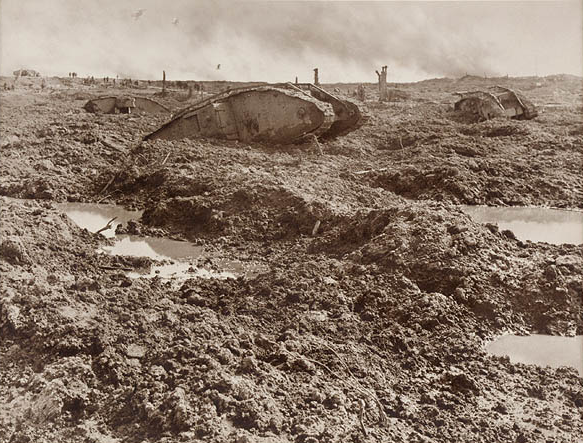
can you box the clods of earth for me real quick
[1,74,582,442]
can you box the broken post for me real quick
[375,66,388,101]
[357,84,366,101]
[314,68,319,86]
[162,70,166,95]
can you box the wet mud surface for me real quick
[1,75,582,442]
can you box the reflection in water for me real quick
[101,235,203,260]
[61,202,265,280]
[462,206,583,245]
[59,203,142,238]
[101,236,260,281]
[486,334,583,376]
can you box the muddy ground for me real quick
[1,74,582,442]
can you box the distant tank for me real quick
[454,86,537,120]
[84,96,170,115]
[144,83,366,144]
[13,69,41,77]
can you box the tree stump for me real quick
[376,66,388,101]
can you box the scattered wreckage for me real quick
[454,86,537,120]
[84,96,170,115]
[144,83,366,144]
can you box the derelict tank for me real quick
[144,83,366,144]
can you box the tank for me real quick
[454,86,537,121]
[84,96,170,115]
[144,83,366,144]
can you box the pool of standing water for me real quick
[59,203,262,280]
[57,202,143,238]
[486,334,583,376]
[462,206,583,245]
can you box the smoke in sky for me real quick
[1,0,581,82]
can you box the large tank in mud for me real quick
[144,83,365,144]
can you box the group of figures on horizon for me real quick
[63,73,208,93]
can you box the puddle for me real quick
[101,235,203,260]
[61,203,264,281]
[58,202,142,238]
[486,334,583,376]
[462,206,583,245]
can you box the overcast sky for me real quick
[1,0,581,83]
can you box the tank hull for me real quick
[145,84,365,144]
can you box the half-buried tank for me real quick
[454,86,537,121]
[84,96,170,115]
[144,83,366,144]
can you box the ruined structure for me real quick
[84,96,170,115]
[454,86,537,120]
[145,83,365,144]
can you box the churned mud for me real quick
[1,75,582,442]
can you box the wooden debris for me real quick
[312,220,321,236]
[100,137,126,152]
[99,265,133,271]
[358,398,368,436]
[353,167,388,175]
[98,173,118,196]
[95,217,117,235]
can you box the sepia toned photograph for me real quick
[0,0,582,442]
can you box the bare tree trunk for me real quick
[375,66,388,101]
[314,68,319,86]
[162,70,166,95]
